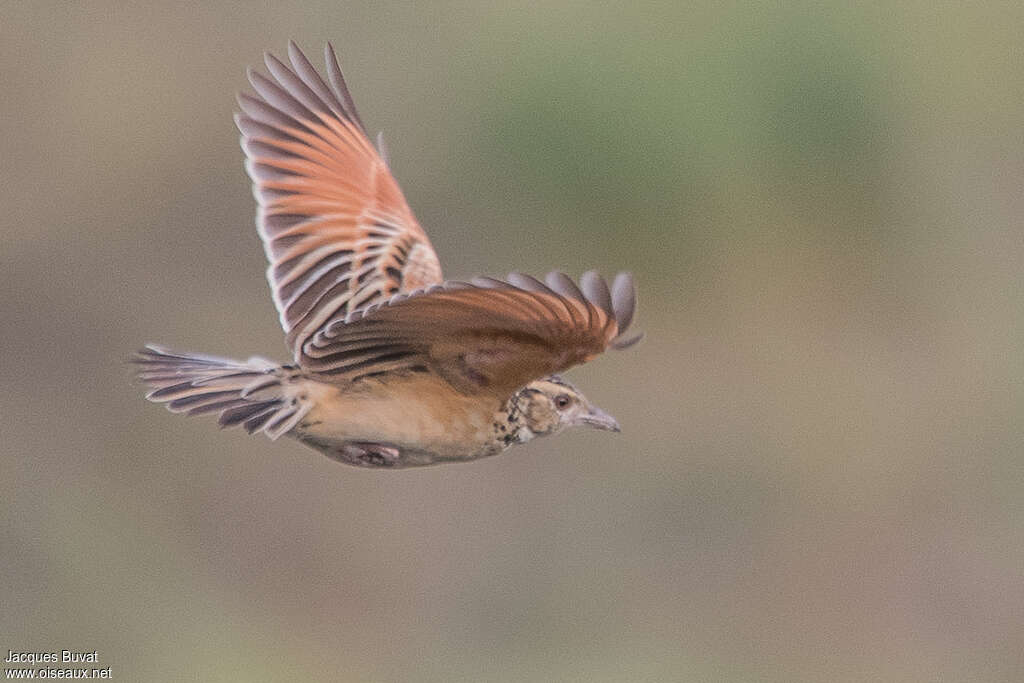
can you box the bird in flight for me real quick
[135,42,641,468]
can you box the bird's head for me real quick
[510,376,620,442]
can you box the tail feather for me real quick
[133,345,311,440]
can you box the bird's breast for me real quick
[296,372,504,460]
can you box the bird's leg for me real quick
[338,442,401,467]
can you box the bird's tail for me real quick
[133,345,312,440]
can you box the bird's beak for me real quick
[577,404,621,432]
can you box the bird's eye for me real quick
[555,394,571,409]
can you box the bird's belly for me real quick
[295,375,501,461]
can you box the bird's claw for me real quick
[338,442,401,467]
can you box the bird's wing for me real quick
[237,42,443,364]
[299,271,641,398]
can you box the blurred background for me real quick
[2,2,1022,681]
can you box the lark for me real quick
[135,42,641,468]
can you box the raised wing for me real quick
[236,42,443,364]
[299,271,641,398]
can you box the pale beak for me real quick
[577,404,621,432]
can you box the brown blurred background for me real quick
[2,2,1022,681]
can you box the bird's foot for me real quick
[338,442,401,467]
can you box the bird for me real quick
[134,42,641,468]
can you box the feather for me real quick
[580,270,613,317]
[302,271,640,397]
[136,346,309,442]
[324,42,366,132]
[611,272,636,331]
[239,43,443,369]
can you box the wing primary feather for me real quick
[236,116,295,152]
[506,271,580,334]
[470,276,508,289]
[580,270,614,317]
[287,41,348,119]
[242,136,292,161]
[262,213,310,238]
[264,52,331,121]
[611,331,644,349]
[581,271,619,339]
[244,157,293,183]
[247,68,314,126]
[507,272,556,295]
[544,271,590,329]
[611,272,636,331]
[236,92,303,132]
[545,271,585,301]
[324,43,367,133]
